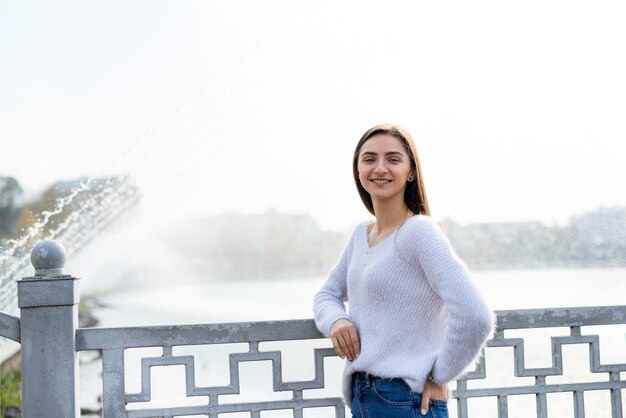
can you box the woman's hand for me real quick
[420,378,448,415]
[329,318,360,361]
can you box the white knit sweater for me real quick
[313,215,495,407]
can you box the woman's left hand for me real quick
[420,379,448,415]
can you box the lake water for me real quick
[80,268,626,418]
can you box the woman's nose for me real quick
[374,161,388,174]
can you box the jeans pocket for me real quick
[429,400,449,418]
[371,379,414,406]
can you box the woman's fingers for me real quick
[331,334,345,359]
[420,380,448,415]
[420,389,430,415]
[420,380,432,415]
[330,321,349,359]
[335,327,356,360]
[329,319,360,360]
[348,325,360,357]
[339,332,355,359]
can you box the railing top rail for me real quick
[76,318,323,350]
[75,305,626,351]
[495,304,626,330]
[0,311,20,343]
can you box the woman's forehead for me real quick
[360,134,406,154]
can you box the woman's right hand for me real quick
[330,318,360,361]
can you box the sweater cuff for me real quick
[319,313,351,338]
[429,351,458,385]
[430,363,447,386]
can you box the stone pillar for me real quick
[18,239,80,418]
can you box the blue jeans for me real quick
[351,373,449,418]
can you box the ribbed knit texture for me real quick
[313,215,495,408]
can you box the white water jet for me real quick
[0,176,141,314]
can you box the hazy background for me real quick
[2,3,626,415]
[2,0,626,231]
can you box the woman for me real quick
[313,124,494,418]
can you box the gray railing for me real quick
[456,306,625,418]
[0,240,624,418]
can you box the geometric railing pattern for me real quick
[454,306,626,418]
[71,305,626,418]
[76,320,346,418]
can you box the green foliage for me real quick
[1,365,22,414]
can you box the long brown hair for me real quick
[352,124,431,217]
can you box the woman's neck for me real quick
[372,198,413,233]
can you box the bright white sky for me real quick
[1,1,625,230]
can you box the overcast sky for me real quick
[1,1,625,230]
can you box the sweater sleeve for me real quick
[312,223,360,337]
[400,215,496,385]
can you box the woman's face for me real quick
[357,134,413,204]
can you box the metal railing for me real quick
[455,306,625,418]
[77,320,343,418]
[0,240,624,418]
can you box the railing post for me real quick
[17,239,80,418]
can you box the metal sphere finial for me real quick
[31,239,67,271]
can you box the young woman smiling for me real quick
[313,124,494,418]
